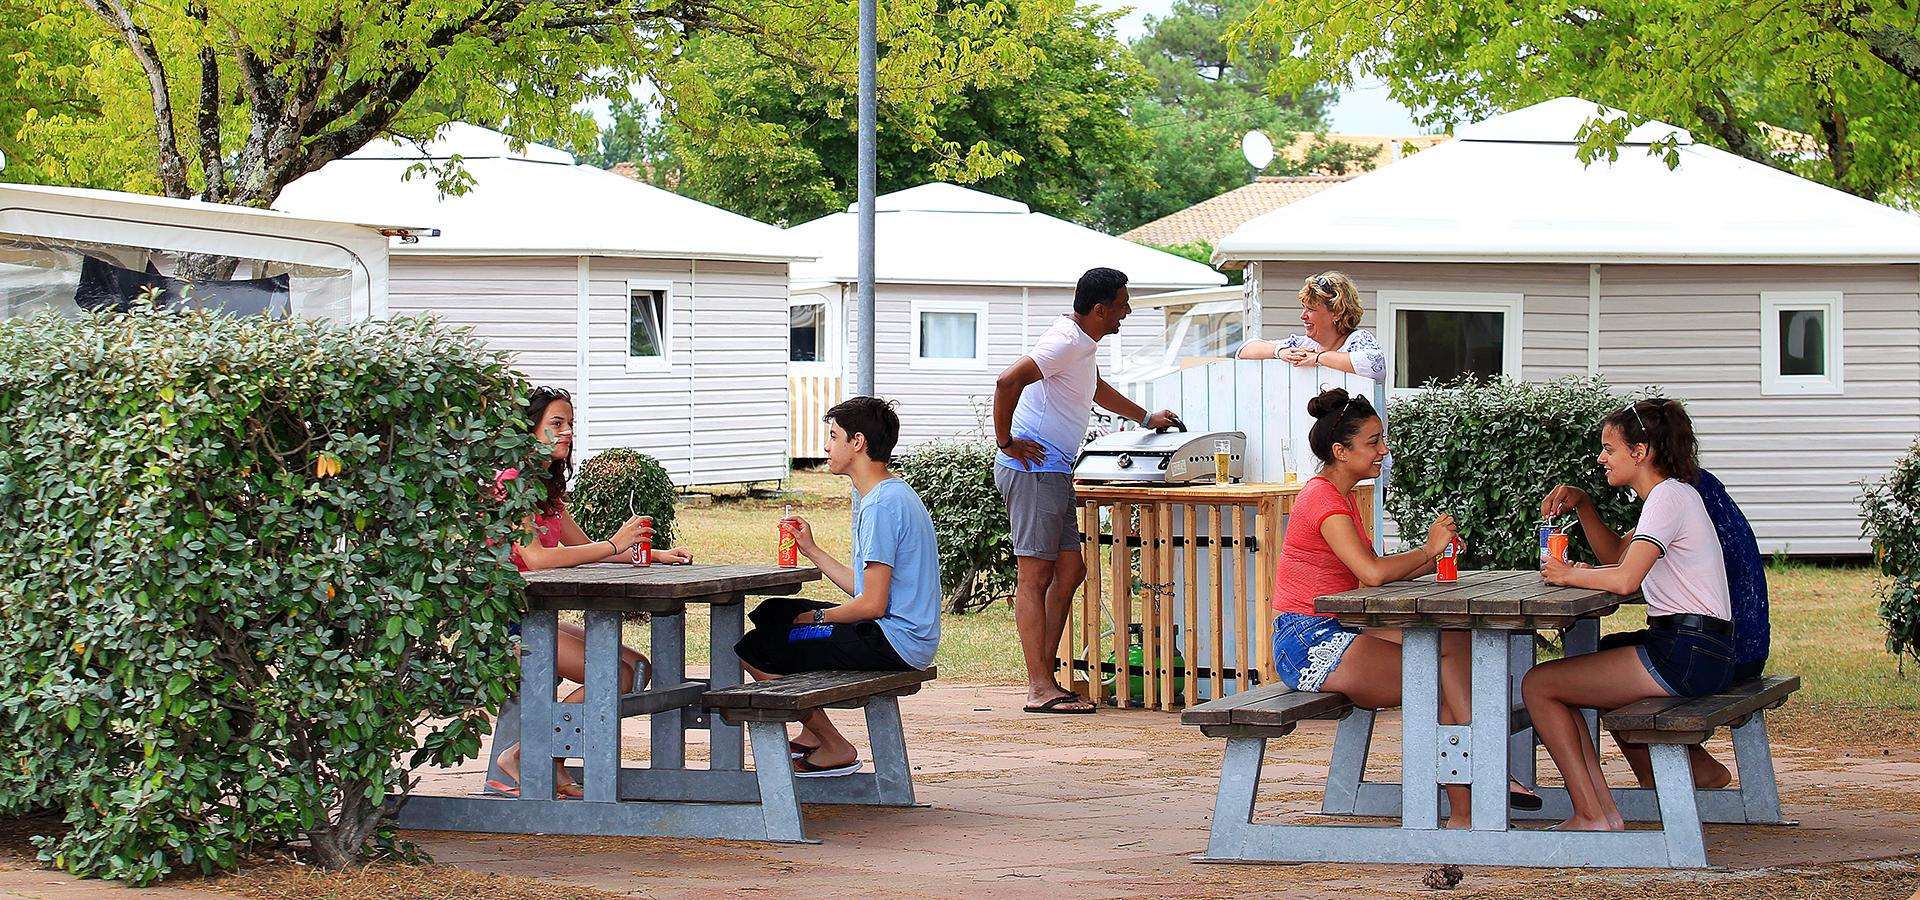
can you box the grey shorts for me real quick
[994,465,1081,560]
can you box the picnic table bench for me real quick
[1181,570,1802,869]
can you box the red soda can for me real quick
[778,505,799,567]
[1436,538,1460,582]
[632,515,652,566]
[1548,532,1569,565]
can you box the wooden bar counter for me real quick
[1058,480,1374,710]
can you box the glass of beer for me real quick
[1213,440,1232,484]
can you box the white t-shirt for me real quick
[994,315,1099,474]
[1631,478,1733,619]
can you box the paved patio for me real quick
[398,680,1920,898]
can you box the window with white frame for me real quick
[910,299,988,369]
[1760,291,1843,395]
[626,283,670,371]
[1377,291,1523,392]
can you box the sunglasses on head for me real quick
[1310,275,1335,297]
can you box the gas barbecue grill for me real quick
[1072,422,1247,484]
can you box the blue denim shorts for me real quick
[1272,613,1360,691]
[1602,616,1737,697]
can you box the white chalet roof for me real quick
[1215,97,1920,266]
[788,182,1227,289]
[277,122,806,263]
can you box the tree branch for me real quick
[193,4,227,202]
[79,0,190,197]
[1691,93,1770,165]
[1857,24,1920,85]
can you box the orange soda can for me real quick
[1548,532,1569,566]
[778,504,799,567]
[632,515,652,566]
[1436,537,1460,582]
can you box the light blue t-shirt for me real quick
[853,478,943,669]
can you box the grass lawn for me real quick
[655,470,1917,740]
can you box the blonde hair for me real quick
[1299,271,1363,334]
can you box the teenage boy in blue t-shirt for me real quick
[735,396,942,777]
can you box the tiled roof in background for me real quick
[1120,176,1353,247]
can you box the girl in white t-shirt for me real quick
[1523,399,1735,831]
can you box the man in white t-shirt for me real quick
[992,267,1179,714]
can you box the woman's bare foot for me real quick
[1692,752,1733,790]
[1549,816,1623,832]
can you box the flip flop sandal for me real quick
[483,777,584,799]
[1023,695,1096,714]
[792,753,862,778]
[789,740,820,759]
[1509,786,1544,811]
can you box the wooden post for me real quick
[1183,503,1199,707]
[1157,504,1176,710]
[1139,504,1158,710]
[1226,508,1247,693]
[1111,502,1131,708]
[1256,496,1282,685]
[1208,503,1225,699]
[1080,501,1101,704]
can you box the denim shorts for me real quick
[1272,613,1360,691]
[1602,616,1737,697]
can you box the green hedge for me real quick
[572,448,678,547]
[1860,438,1920,667]
[0,306,536,883]
[1383,375,1642,569]
[896,440,1014,612]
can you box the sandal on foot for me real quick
[792,753,862,778]
[1023,695,1095,714]
[789,740,820,759]
[1509,783,1543,811]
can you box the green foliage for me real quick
[1383,376,1643,569]
[0,306,535,882]
[1144,241,1239,285]
[625,0,1157,227]
[895,441,1014,613]
[1860,438,1920,666]
[1230,0,1920,204]
[572,449,679,549]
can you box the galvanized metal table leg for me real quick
[650,612,687,769]
[581,610,623,803]
[1508,631,1537,789]
[486,696,521,786]
[1470,628,1512,831]
[1400,626,1442,830]
[1320,708,1375,815]
[748,721,807,841]
[1206,737,1266,857]
[864,696,916,805]
[1732,712,1785,823]
[1650,742,1709,867]
[1564,618,1602,752]
[519,611,559,802]
[708,600,746,770]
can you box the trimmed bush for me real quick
[0,306,537,884]
[1383,375,1642,569]
[1860,438,1920,668]
[572,448,678,547]
[896,440,1014,612]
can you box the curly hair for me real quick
[1299,271,1364,334]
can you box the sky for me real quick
[1098,0,1425,135]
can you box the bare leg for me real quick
[498,622,645,797]
[744,662,857,768]
[1015,554,1090,710]
[1522,648,1668,830]
[1321,633,1472,827]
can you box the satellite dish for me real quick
[1241,130,1275,170]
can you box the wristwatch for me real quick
[811,609,827,626]
[997,437,1013,449]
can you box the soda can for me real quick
[1548,531,1569,566]
[778,504,799,567]
[633,515,653,566]
[1436,538,1460,582]
[1538,524,1556,568]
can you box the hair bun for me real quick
[1306,388,1352,419]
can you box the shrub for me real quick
[896,440,1014,613]
[1860,438,1920,669]
[0,306,537,884]
[1383,375,1643,569]
[571,448,678,547]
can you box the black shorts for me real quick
[734,597,912,675]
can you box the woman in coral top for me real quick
[1271,388,1537,823]
[491,385,692,798]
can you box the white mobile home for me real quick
[785,183,1227,456]
[1215,97,1920,555]
[1,181,399,320]
[278,124,810,487]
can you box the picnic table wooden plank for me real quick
[1315,571,1638,629]
[1180,681,1297,725]
[1415,571,1541,616]
[1604,675,1800,732]
[522,563,820,610]
[702,668,937,710]
[1231,691,1353,727]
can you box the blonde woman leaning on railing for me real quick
[1235,271,1387,384]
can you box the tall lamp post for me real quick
[854,0,877,396]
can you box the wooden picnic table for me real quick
[395,563,835,841]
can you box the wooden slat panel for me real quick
[1157,504,1176,710]
[1140,504,1159,710]
[703,667,938,710]
[1112,502,1132,708]
[523,563,818,603]
[1603,675,1801,733]
[1184,503,1200,707]
[1228,509,1249,694]
[1081,501,1102,704]
[1208,504,1226,699]
[1231,692,1354,727]
[1181,681,1298,725]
